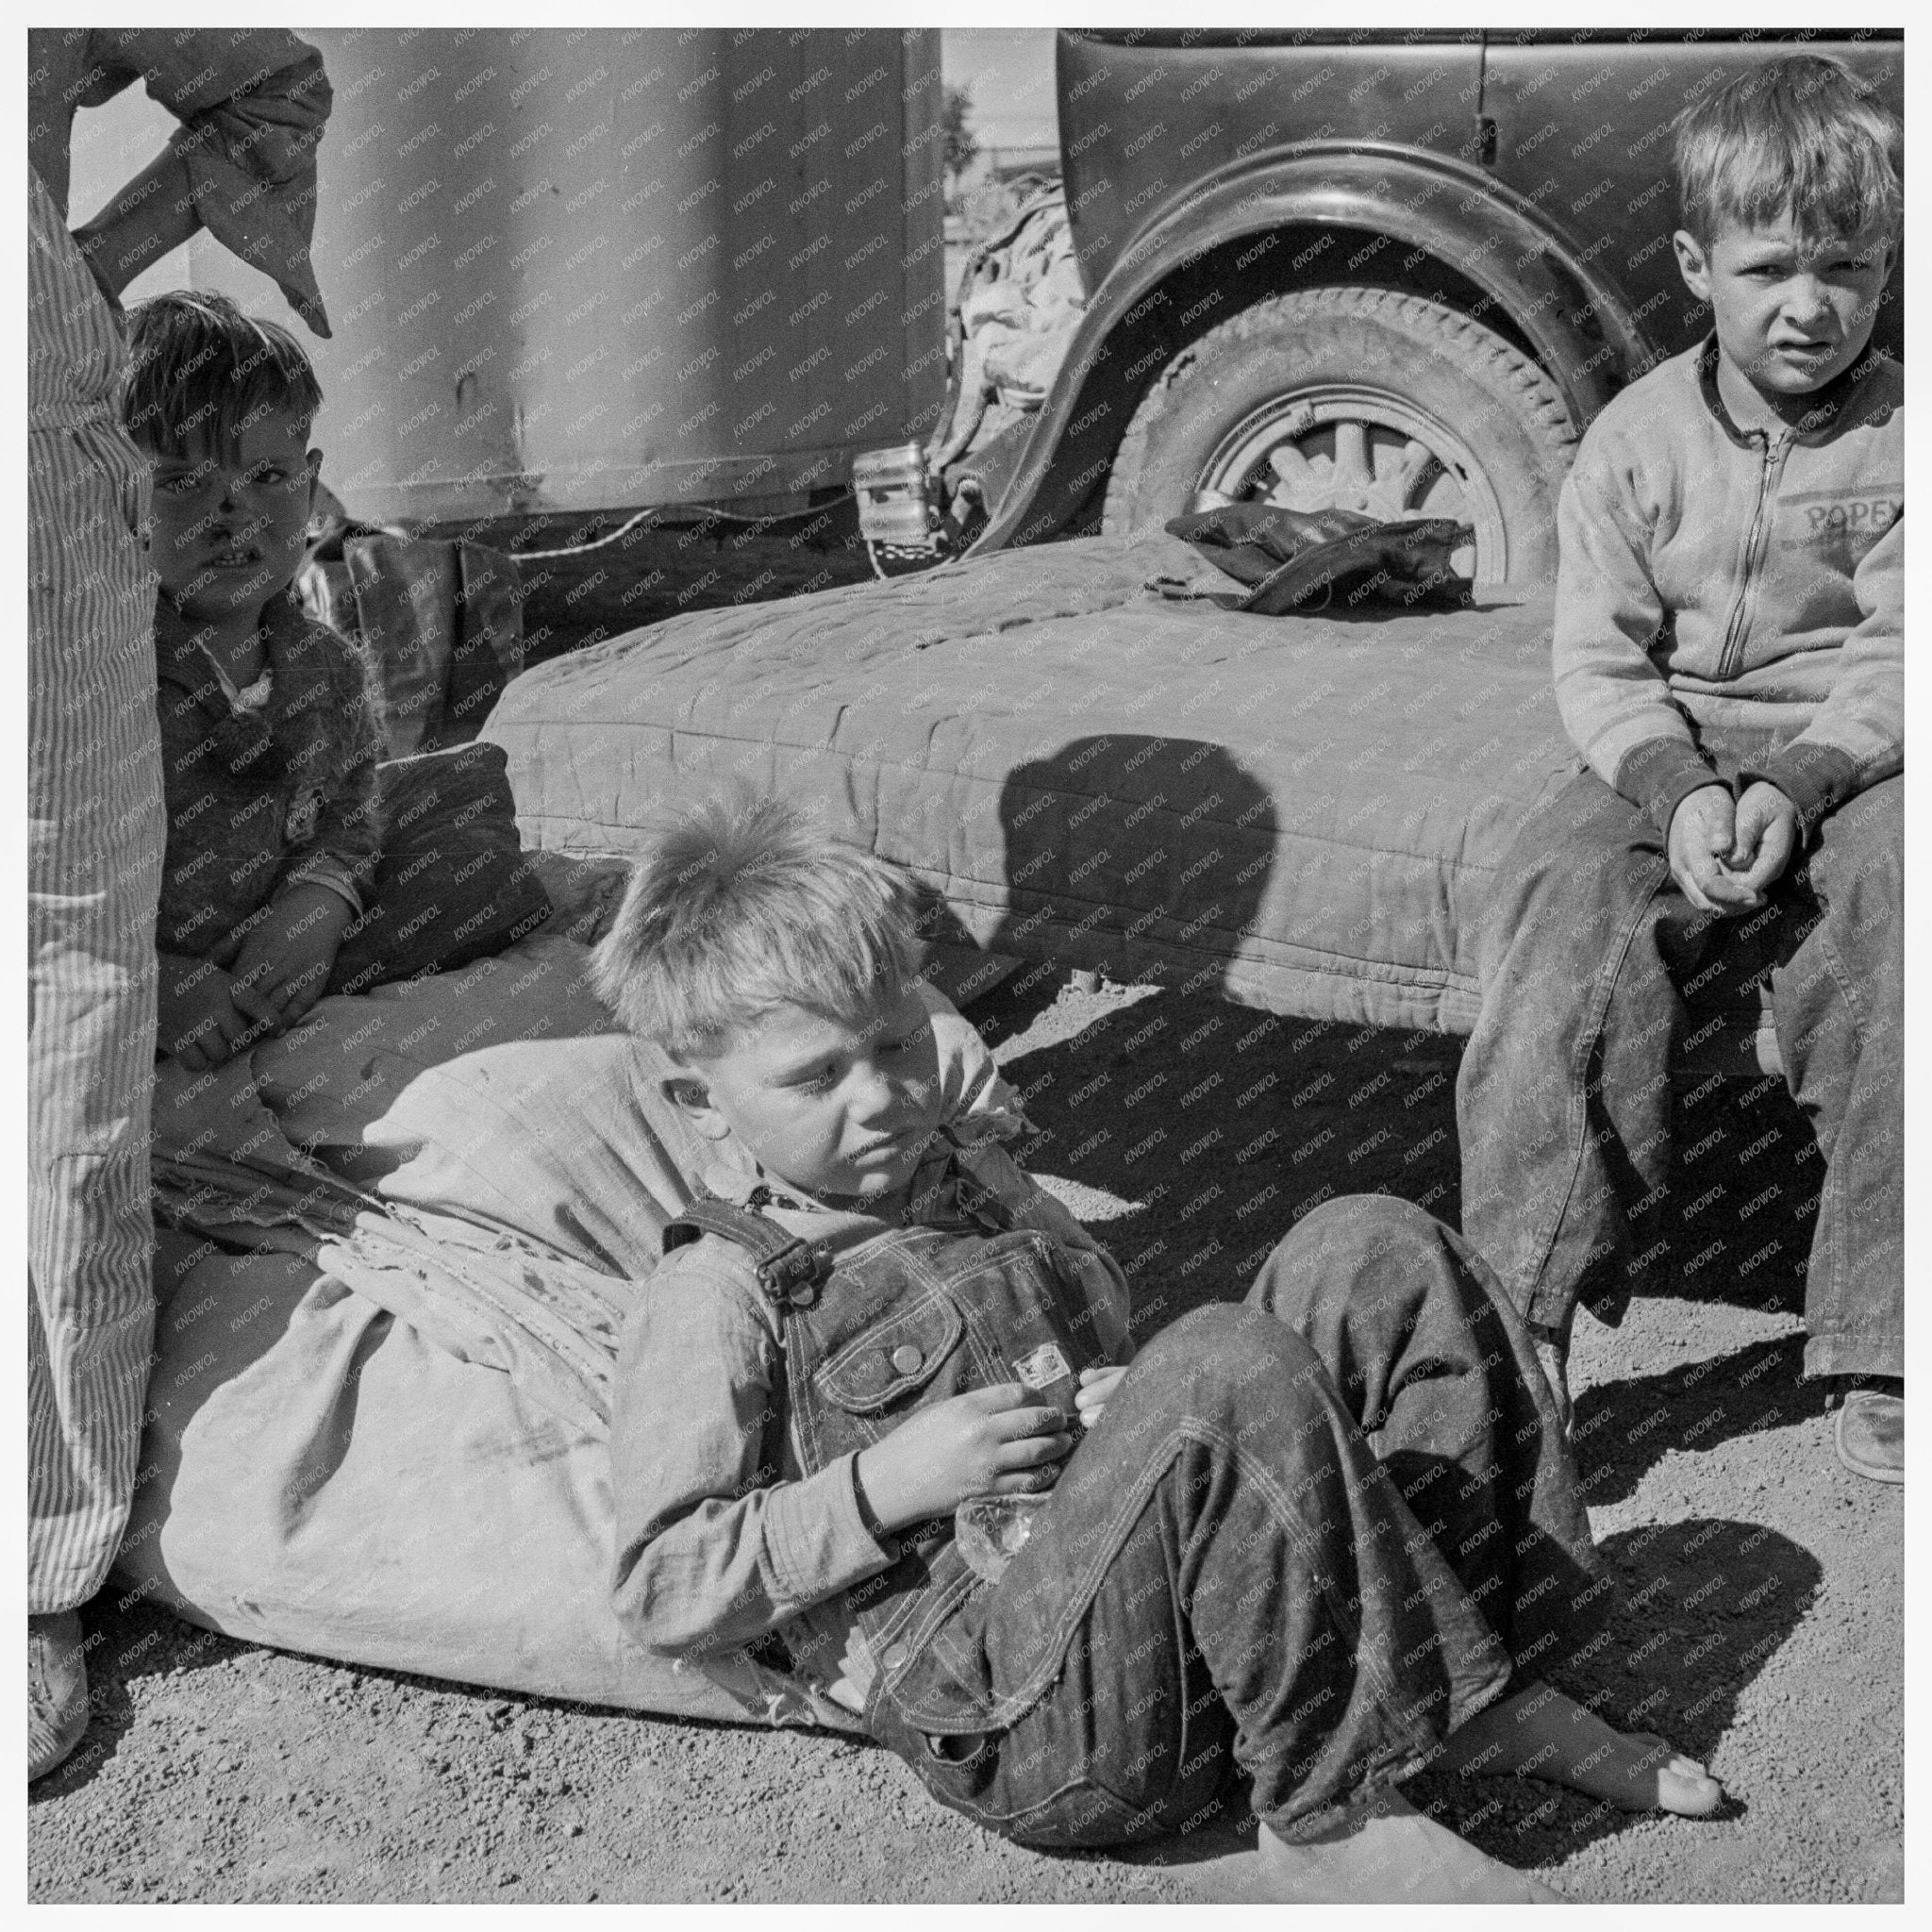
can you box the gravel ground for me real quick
[29,970,1902,1905]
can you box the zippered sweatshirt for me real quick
[1553,338,1903,837]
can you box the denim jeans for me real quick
[868,1195,1606,1848]
[1456,746,1903,1380]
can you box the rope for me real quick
[507,491,857,561]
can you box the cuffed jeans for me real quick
[869,1195,1606,1848]
[1457,750,1902,1380]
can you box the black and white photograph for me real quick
[20,6,1908,1908]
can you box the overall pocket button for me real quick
[890,1344,924,1375]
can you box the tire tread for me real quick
[1100,285,1579,545]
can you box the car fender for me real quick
[969,142,1650,556]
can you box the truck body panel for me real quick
[68,27,947,524]
[974,27,1903,554]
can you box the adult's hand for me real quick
[71,147,197,304]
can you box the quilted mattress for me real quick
[485,533,1579,1036]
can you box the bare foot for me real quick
[1437,1681,1724,1817]
[1255,1788,1561,1903]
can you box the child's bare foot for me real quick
[1255,1788,1561,1903]
[1437,1681,1723,1816]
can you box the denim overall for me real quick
[661,1190,1601,1849]
[662,1170,1116,1734]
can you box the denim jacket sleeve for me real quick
[608,1247,898,1659]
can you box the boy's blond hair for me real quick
[591,790,924,1058]
[1672,54,1902,252]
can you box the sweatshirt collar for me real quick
[1695,333,1890,447]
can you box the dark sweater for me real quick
[153,589,383,964]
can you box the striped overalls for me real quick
[26,164,165,1613]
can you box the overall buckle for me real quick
[756,1237,832,1309]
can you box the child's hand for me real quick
[855,1384,1074,1535]
[1725,781,1800,902]
[229,883,355,1028]
[157,955,266,1072]
[1074,1364,1129,1430]
[1667,786,1758,915]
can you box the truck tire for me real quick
[1101,286,1579,586]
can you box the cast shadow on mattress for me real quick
[988,736,1278,1002]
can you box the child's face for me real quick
[669,981,945,1208]
[1674,212,1893,402]
[149,405,320,624]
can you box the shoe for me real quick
[1834,1379,1903,1484]
[28,1610,89,1781]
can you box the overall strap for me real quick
[663,1193,832,1310]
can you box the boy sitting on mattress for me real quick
[1454,57,1903,1481]
[600,790,1722,1902]
[124,292,384,1071]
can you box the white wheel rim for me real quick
[1192,384,1508,583]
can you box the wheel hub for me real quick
[1191,384,1506,580]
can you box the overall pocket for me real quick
[810,1287,966,1443]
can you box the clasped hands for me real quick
[158,882,355,1071]
[1666,780,1799,915]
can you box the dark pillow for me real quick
[326,741,552,996]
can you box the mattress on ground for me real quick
[486,533,1577,1035]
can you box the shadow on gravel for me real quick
[1568,1334,1830,1510]
[1399,1514,1820,1876]
[35,1583,785,1807]
[953,954,1075,1059]
[32,1595,248,1800]
[1039,1509,1821,1894]
[975,985,1466,1333]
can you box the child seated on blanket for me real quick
[1453,57,1904,1482]
[124,291,383,1072]
[600,791,1723,1903]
